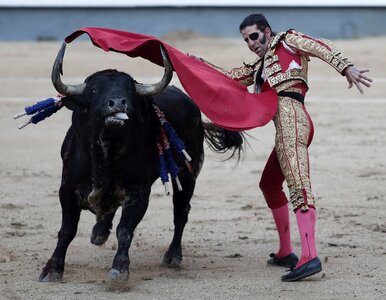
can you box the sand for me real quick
[0,34,385,299]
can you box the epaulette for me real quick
[287,28,301,34]
[269,31,288,49]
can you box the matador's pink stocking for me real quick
[295,207,317,267]
[271,203,293,257]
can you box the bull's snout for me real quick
[108,97,127,110]
[105,97,129,127]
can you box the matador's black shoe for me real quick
[281,257,322,282]
[267,252,299,268]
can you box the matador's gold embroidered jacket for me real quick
[203,29,353,93]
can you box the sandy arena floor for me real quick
[0,34,385,299]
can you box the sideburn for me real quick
[261,35,266,45]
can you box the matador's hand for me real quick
[343,66,373,94]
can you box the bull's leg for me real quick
[161,170,195,268]
[108,187,150,282]
[91,210,117,245]
[39,186,81,282]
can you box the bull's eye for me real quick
[121,99,127,105]
[108,100,114,107]
[92,90,96,94]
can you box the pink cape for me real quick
[65,27,277,131]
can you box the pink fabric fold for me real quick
[65,27,278,131]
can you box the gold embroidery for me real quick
[268,69,305,86]
[273,97,315,210]
[239,77,254,86]
[264,55,279,67]
[201,58,259,86]
[269,31,287,48]
[263,44,309,91]
[285,87,303,94]
[284,31,353,74]
[227,67,254,81]
[265,63,282,77]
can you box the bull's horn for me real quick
[51,42,86,96]
[135,45,173,97]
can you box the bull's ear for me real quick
[61,96,88,112]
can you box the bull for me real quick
[38,43,243,283]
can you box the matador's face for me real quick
[241,24,270,58]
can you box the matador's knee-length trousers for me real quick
[259,96,315,211]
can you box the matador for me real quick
[194,13,372,281]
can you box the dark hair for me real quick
[239,13,274,35]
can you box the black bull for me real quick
[38,44,244,282]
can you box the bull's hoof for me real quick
[38,259,63,282]
[107,269,130,292]
[91,231,110,246]
[161,255,182,268]
[108,268,129,282]
[38,270,63,282]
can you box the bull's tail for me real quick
[202,121,246,161]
